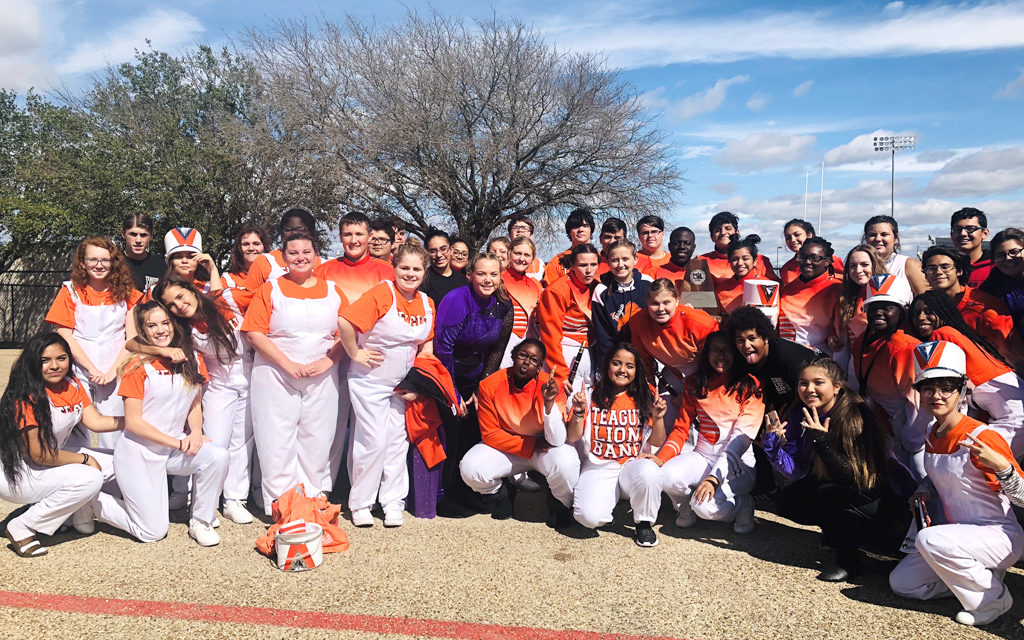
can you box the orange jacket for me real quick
[401,354,458,469]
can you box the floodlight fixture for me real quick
[873,134,916,215]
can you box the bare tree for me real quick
[247,12,681,249]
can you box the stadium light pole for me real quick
[872,135,915,216]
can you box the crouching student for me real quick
[764,356,911,582]
[0,333,123,557]
[568,344,667,547]
[890,341,1024,627]
[460,339,579,526]
[90,302,228,546]
[656,331,763,534]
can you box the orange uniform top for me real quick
[777,272,842,351]
[118,356,209,399]
[931,326,1011,386]
[956,286,1015,350]
[714,272,777,316]
[778,255,845,285]
[315,252,395,305]
[241,278,349,334]
[583,391,649,465]
[16,378,92,429]
[45,285,144,328]
[502,268,543,339]
[642,251,672,270]
[700,250,775,288]
[596,253,657,278]
[628,305,719,380]
[658,376,764,462]
[927,415,1023,491]
[542,249,572,288]
[341,281,435,339]
[244,249,323,292]
[537,272,594,383]
[851,330,919,427]
[476,369,565,459]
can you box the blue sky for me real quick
[4,0,1024,260]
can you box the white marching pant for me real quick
[347,389,409,513]
[890,523,1024,612]
[100,436,228,542]
[0,462,103,536]
[202,382,252,501]
[661,449,755,522]
[250,362,339,514]
[972,373,1024,458]
[328,361,352,494]
[460,443,581,507]
[66,367,123,451]
[573,457,662,528]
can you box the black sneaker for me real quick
[491,481,515,520]
[545,490,574,529]
[634,522,658,547]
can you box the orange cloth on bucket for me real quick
[255,484,349,556]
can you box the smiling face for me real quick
[571,251,599,285]
[470,258,501,298]
[950,216,989,254]
[82,245,113,284]
[846,250,874,286]
[606,348,637,390]
[797,365,839,413]
[711,223,737,252]
[159,284,200,319]
[40,342,71,387]
[568,224,592,246]
[705,334,733,375]
[169,251,198,279]
[729,247,755,278]
[607,246,637,283]
[797,243,828,280]
[511,342,544,383]
[637,224,664,254]
[668,229,696,267]
[646,289,679,325]
[394,254,426,296]
[910,299,941,340]
[864,222,897,260]
[866,300,901,333]
[426,236,451,271]
[123,226,152,258]
[487,243,509,269]
[509,221,533,240]
[923,254,961,292]
[509,243,534,275]
[993,238,1024,278]
[734,328,769,365]
[450,241,470,272]
[341,222,369,260]
[239,232,264,265]
[784,225,809,254]
[368,230,393,259]
[283,238,317,276]
[141,307,175,347]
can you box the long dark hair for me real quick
[123,301,206,387]
[909,290,1010,367]
[689,331,761,403]
[227,225,271,276]
[0,333,72,485]
[152,275,239,366]
[592,343,655,428]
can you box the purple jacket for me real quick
[433,285,513,400]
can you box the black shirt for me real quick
[123,252,166,293]
[421,268,469,307]
[749,338,815,413]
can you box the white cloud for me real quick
[710,182,738,195]
[995,69,1024,99]
[542,2,1024,68]
[679,145,718,159]
[56,9,204,75]
[0,0,53,91]
[927,146,1024,196]
[670,75,749,120]
[823,129,918,166]
[883,2,905,17]
[746,92,771,111]
[718,132,817,171]
[792,80,814,98]
[639,86,669,110]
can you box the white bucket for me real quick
[274,519,324,571]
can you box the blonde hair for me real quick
[394,243,429,269]
[468,252,509,303]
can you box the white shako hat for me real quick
[864,273,912,308]
[913,341,967,384]
[164,227,203,261]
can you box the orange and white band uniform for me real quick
[0,378,107,537]
[699,250,774,288]
[499,267,542,368]
[193,289,253,503]
[830,295,867,371]
[537,272,593,392]
[342,281,434,515]
[526,256,544,282]
[659,379,764,523]
[931,327,1024,457]
[242,277,347,512]
[45,282,143,449]
[460,370,579,507]
[244,249,323,292]
[92,356,228,543]
[890,417,1024,615]
[572,391,663,528]
[777,272,842,353]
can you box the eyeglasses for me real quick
[923,263,956,275]
[426,246,451,256]
[919,384,959,398]
[451,250,469,259]
[795,254,827,264]
[994,248,1024,262]
[281,225,307,233]
[638,229,663,237]
[368,237,392,245]
[84,258,112,266]
[509,224,532,232]
[513,352,543,367]
[951,225,984,235]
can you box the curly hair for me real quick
[227,225,270,276]
[71,237,136,303]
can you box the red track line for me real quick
[0,590,691,640]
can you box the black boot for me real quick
[817,549,863,582]
[490,480,516,520]
[545,490,574,529]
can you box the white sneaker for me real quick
[188,519,220,547]
[72,502,95,535]
[955,586,1013,626]
[675,503,697,528]
[733,494,756,534]
[221,500,253,525]
[351,508,374,527]
[212,516,220,529]
[383,509,404,528]
[168,491,189,510]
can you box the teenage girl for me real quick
[500,236,543,369]
[162,228,221,295]
[45,237,141,450]
[713,234,778,315]
[657,331,764,534]
[242,231,348,510]
[862,215,927,295]
[829,244,886,369]
[91,302,228,546]
[0,333,122,557]
[591,239,652,370]
[486,237,511,270]
[568,344,668,547]
[338,244,435,528]
[778,237,842,353]
[778,219,844,285]
[223,225,270,290]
